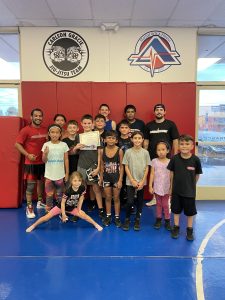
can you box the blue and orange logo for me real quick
[128,31,181,77]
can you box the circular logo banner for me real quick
[43,30,89,78]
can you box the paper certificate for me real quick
[79,131,100,150]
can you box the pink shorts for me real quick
[50,206,79,217]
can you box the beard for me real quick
[155,114,164,120]
[32,119,42,126]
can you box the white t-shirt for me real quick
[42,141,69,180]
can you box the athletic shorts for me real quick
[171,194,197,216]
[24,164,45,181]
[103,181,119,188]
[50,206,79,217]
[77,166,98,185]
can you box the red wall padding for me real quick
[126,83,162,123]
[18,81,196,201]
[162,82,196,138]
[21,81,196,137]
[0,117,24,208]
[21,82,57,127]
[91,82,127,122]
[57,82,92,123]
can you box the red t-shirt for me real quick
[16,125,47,164]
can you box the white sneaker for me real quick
[145,198,156,207]
[37,200,46,209]
[26,206,36,218]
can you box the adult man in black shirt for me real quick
[144,103,179,206]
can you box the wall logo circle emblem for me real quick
[43,30,89,78]
[128,31,181,77]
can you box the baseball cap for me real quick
[154,103,166,111]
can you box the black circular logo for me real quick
[43,30,89,78]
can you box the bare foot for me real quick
[26,225,35,233]
[95,224,103,231]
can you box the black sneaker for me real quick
[70,216,79,223]
[98,209,105,219]
[186,227,194,241]
[122,218,130,231]
[103,215,112,226]
[134,218,141,231]
[114,217,122,228]
[164,219,171,231]
[131,206,136,215]
[87,202,96,212]
[154,218,162,229]
[171,225,180,239]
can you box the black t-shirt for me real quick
[117,119,145,134]
[63,136,79,174]
[57,185,86,211]
[118,137,132,153]
[129,119,145,134]
[144,119,179,159]
[167,154,202,198]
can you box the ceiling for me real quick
[1,0,225,28]
[1,0,225,63]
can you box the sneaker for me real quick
[26,205,35,219]
[134,218,141,231]
[154,218,162,229]
[131,206,136,215]
[87,202,96,212]
[165,219,171,231]
[186,227,194,241]
[36,200,46,209]
[103,215,112,226]
[145,198,156,207]
[98,209,105,219]
[114,217,122,228]
[122,218,130,231]
[70,216,79,223]
[171,225,180,239]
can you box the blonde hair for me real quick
[69,171,83,183]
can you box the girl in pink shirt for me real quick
[149,141,171,230]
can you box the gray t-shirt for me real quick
[122,147,151,186]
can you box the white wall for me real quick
[20,27,197,82]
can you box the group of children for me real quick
[25,104,202,241]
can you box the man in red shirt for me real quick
[15,108,47,218]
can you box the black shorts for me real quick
[24,164,45,181]
[171,194,197,216]
[103,181,118,188]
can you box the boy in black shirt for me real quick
[63,120,79,174]
[167,134,202,241]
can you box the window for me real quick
[0,87,19,116]
[197,35,225,81]
[0,33,20,80]
[198,88,225,186]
